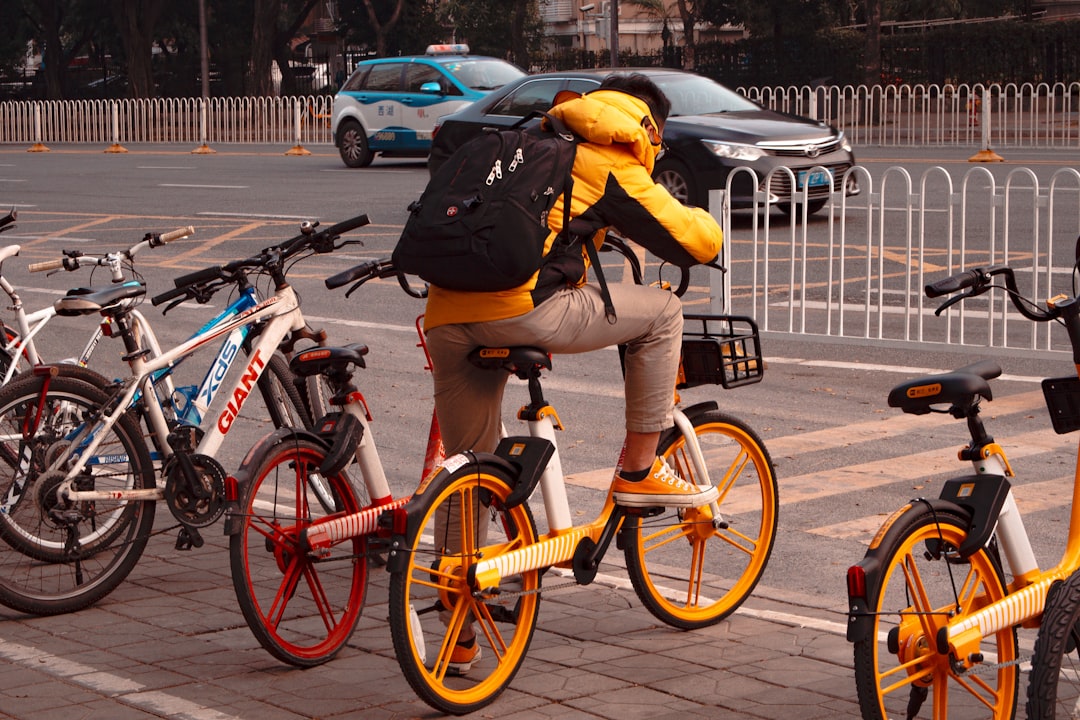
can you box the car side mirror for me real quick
[419,81,443,95]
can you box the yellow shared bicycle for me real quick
[846,259,1080,719]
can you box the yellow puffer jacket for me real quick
[423,88,723,330]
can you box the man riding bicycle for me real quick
[422,72,724,671]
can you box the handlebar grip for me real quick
[173,265,224,288]
[326,261,378,290]
[925,269,983,298]
[323,214,371,237]
[28,259,65,273]
[151,285,189,307]
[159,226,194,244]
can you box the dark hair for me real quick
[598,73,671,124]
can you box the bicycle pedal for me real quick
[175,526,204,550]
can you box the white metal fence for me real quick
[742,82,1080,148]
[714,164,1080,357]
[0,95,335,147]
[5,86,1080,356]
[2,82,1080,149]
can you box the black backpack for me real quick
[393,112,580,293]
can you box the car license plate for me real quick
[797,169,832,189]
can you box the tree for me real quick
[673,0,737,70]
[249,0,321,96]
[14,0,98,99]
[432,0,543,67]
[110,0,167,98]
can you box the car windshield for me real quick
[443,59,526,91]
[651,74,760,117]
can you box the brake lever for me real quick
[344,280,365,299]
[934,289,974,316]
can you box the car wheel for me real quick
[337,120,373,168]
[778,198,828,217]
[653,158,701,208]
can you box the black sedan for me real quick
[429,68,858,215]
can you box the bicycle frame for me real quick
[934,417,1080,667]
[48,285,308,505]
[141,284,263,429]
[0,247,102,384]
[304,388,717,593]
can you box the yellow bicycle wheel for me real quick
[624,409,777,628]
[853,506,1017,719]
[387,462,539,716]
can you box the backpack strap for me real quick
[518,110,615,322]
[582,235,617,324]
[513,110,575,141]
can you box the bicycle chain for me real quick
[967,653,1030,676]
[472,577,579,601]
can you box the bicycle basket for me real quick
[1042,375,1080,434]
[678,314,763,390]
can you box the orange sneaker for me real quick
[446,639,482,676]
[612,457,719,508]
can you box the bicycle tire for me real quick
[387,461,539,716]
[1027,568,1080,719]
[229,435,367,667]
[623,408,778,628]
[0,373,156,615]
[258,352,312,430]
[852,504,1017,720]
[301,372,333,427]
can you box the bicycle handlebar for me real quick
[326,258,428,299]
[29,225,194,282]
[327,227,720,304]
[152,215,371,310]
[925,264,1058,322]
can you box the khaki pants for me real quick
[426,282,684,459]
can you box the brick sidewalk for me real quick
[0,518,860,720]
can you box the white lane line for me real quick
[196,212,309,220]
[553,567,849,635]
[160,184,248,189]
[0,638,244,719]
[767,356,1044,384]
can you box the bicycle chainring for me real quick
[164,453,226,528]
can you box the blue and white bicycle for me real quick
[0,215,369,615]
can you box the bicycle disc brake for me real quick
[164,453,226,528]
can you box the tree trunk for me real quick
[40,1,66,100]
[864,0,881,88]
[251,0,279,96]
[361,0,405,58]
[676,0,695,70]
[511,0,529,69]
[111,0,165,98]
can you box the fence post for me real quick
[105,101,127,153]
[285,98,311,156]
[192,97,215,154]
[27,103,49,153]
[709,188,728,314]
[969,86,1004,162]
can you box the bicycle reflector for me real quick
[847,564,867,600]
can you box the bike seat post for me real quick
[514,363,573,533]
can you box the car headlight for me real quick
[839,132,852,153]
[701,140,767,162]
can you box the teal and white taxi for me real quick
[331,45,525,168]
